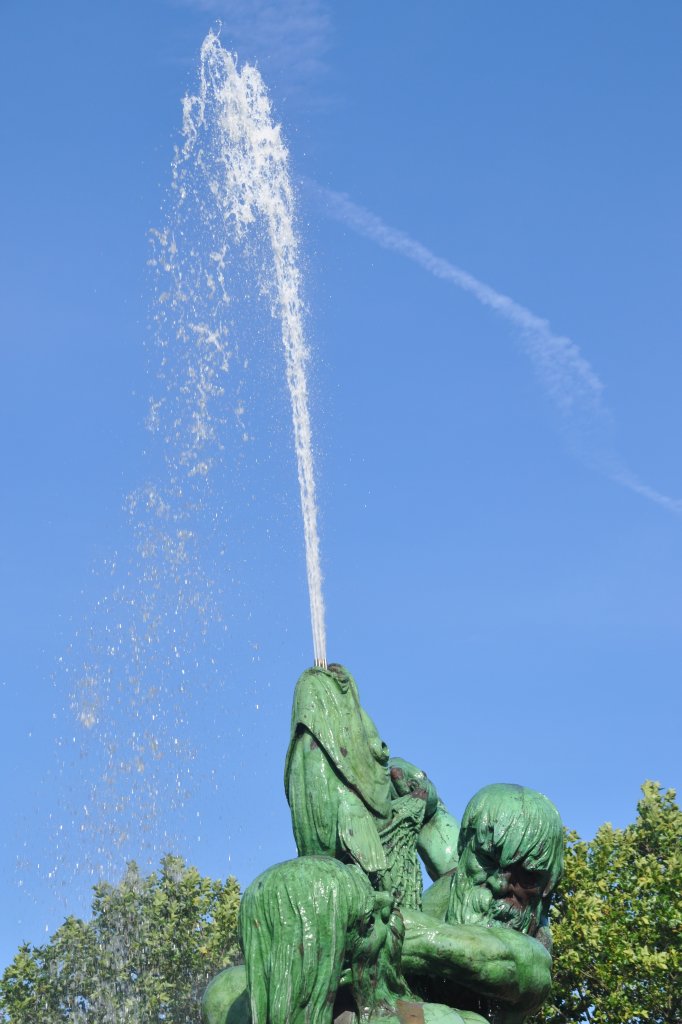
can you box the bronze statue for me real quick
[202,665,564,1024]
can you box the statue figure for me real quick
[239,856,403,1024]
[403,784,564,1022]
[203,665,564,1024]
[388,758,460,883]
[447,783,563,941]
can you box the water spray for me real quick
[183,32,328,666]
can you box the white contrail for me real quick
[608,468,682,515]
[315,185,682,515]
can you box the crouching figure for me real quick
[203,855,409,1024]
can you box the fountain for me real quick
[160,32,566,1024]
[35,28,565,1024]
[203,664,564,1024]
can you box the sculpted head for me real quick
[448,783,563,937]
[389,757,439,819]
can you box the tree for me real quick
[0,855,240,1023]
[538,782,682,1024]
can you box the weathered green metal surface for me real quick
[239,856,403,1024]
[284,665,392,877]
[202,965,250,1024]
[202,665,564,1024]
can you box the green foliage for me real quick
[0,855,240,1024]
[537,782,682,1024]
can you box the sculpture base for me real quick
[201,967,488,1024]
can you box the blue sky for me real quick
[1,0,681,969]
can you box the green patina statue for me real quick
[202,664,564,1024]
[240,856,403,1024]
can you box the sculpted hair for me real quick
[239,856,375,1024]
[458,783,564,892]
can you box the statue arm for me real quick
[417,800,460,880]
[402,910,552,1013]
[389,758,460,879]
